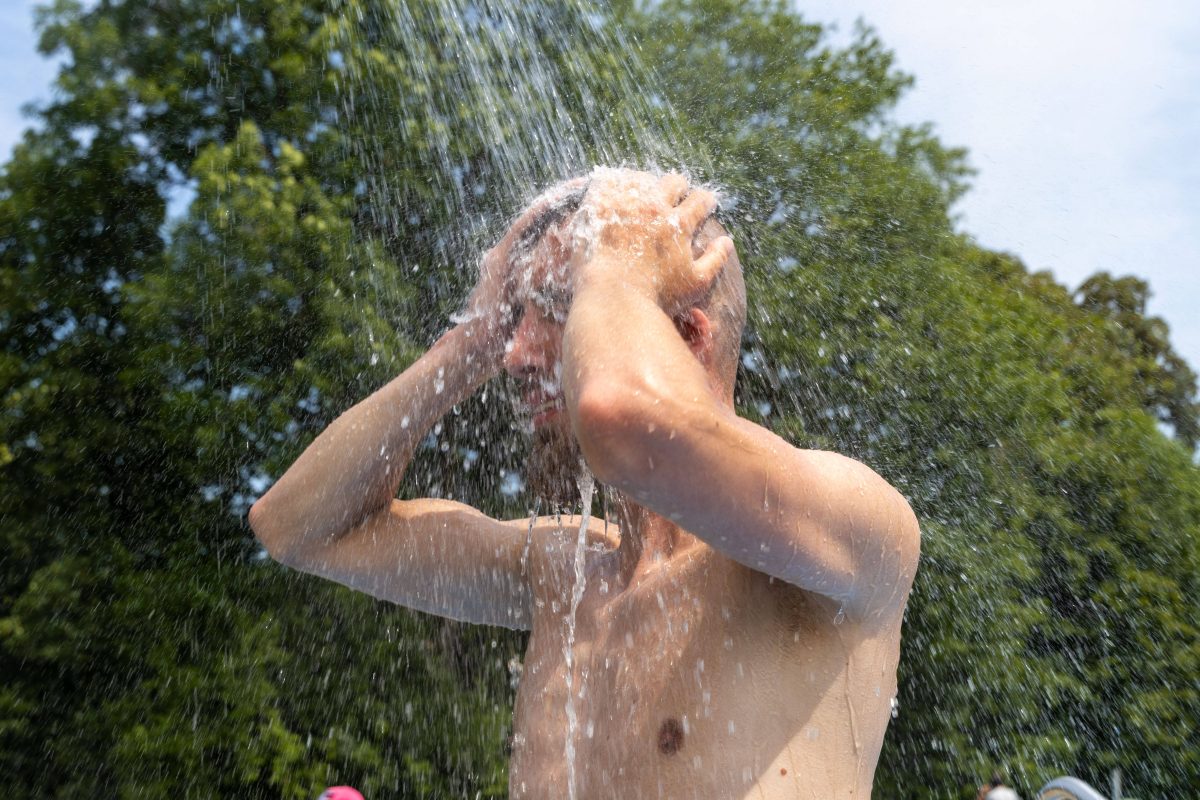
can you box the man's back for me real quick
[509,521,904,799]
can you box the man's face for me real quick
[502,216,583,506]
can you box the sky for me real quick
[2,0,1198,370]
[1,3,59,155]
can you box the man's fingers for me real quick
[694,235,734,289]
[507,177,590,242]
[675,188,719,232]
[658,173,689,206]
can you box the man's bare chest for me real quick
[509,546,840,797]
[539,555,722,711]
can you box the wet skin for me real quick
[509,512,904,800]
[502,214,905,798]
[249,171,919,800]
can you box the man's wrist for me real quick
[573,255,659,305]
[443,316,506,379]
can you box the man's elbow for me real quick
[572,381,664,488]
[894,494,922,584]
[247,498,298,566]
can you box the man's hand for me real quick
[459,178,588,358]
[571,169,734,315]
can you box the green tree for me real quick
[1,0,1196,797]
[1075,271,1200,448]
[1,0,514,796]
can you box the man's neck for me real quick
[610,494,700,585]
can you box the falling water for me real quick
[328,0,706,287]
[324,5,696,792]
[562,466,595,800]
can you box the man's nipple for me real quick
[657,717,684,756]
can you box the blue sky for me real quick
[3,0,1198,372]
[1,3,58,154]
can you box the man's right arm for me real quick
[247,316,535,629]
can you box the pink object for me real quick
[318,788,364,800]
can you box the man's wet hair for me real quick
[509,176,746,392]
[508,183,589,267]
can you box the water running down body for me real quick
[249,168,921,798]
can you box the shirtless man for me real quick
[249,169,920,799]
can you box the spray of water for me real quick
[325,10,704,786]
[329,0,707,277]
[562,464,595,800]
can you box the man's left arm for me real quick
[561,174,919,622]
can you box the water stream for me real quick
[562,466,596,800]
[330,0,700,284]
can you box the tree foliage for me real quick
[1,0,1196,797]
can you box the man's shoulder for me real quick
[790,446,903,492]
[512,514,618,584]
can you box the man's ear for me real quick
[674,307,714,362]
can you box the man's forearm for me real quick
[563,269,713,418]
[249,318,499,558]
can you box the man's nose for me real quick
[503,313,551,378]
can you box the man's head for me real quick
[687,213,747,395]
[499,171,745,504]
